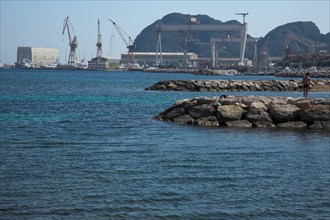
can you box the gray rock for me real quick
[308,121,330,129]
[308,121,324,129]
[217,105,245,124]
[300,105,330,123]
[277,121,307,128]
[241,96,272,108]
[269,103,301,123]
[293,100,313,110]
[219,97,241,105]
[166,107,187,120]
[167,82,178,90]
[245,108,273,123]
[173,114,195,124]
[225,120,252,128]
[255,83,264,91]
[195,97,217,105]
[174,99,191,107]
[254,121,276,128]
[314,98,330,105]
[195,116,219,127]
[250,101,267,111]
[153,115,171,122]
[188,104,216,118]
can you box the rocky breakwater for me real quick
[146,79,330,92]
[154,95,330,129]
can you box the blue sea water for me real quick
[0,69,329,219]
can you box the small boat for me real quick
[15,58,31,69]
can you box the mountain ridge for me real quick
[134,13,329,61]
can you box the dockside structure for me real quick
[17,46,59,66]
[121,52,198,67]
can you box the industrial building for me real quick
[87,19,120,70]
[121,52,198,67]
[88,57,119,69]
[17,46,59,66]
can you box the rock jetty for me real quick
[144,68,238,75]
[154,95,330,129]
[274,68,330,78]
[146,79,330,92]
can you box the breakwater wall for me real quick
[144,68,238,75]
[155,95,330,129]
[274,69,330,78]
[146,79,330,92]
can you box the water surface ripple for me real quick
[1,69,329,219]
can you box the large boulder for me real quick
[195,116,219,127]
[173,114,195,124]
[269,103,301,123]
[167,82,178,90]
[300,105,330,124]
[245,108,273,123]
[217,105,245,124]
[254,121,276,128]
[293,100,313,110]
[250,101,267,111]
[188,104,216,118]
[225,120,252,128]
[166,107,187,120]
[218,96,241,105]
[309,121,330,129]
[195,96,217,105]
[241,96,273,108]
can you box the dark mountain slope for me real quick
[134,13,329,60]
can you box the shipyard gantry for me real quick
[62,16,78,67]
[156,13,249,68]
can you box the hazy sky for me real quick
[1,0,329,64]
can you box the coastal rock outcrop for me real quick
[154,95,330,129]
[146,79,330,92]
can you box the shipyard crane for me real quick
[210,36,259,67]
[108,19,135,66]
[62,16,78,66]
[96,19,103,58]
[283,31,292,57]
[156,16,248,66]
[235,13,249,24]
[282,31,327,55]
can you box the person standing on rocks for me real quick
[302,72,311,98]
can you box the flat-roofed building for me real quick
[121,52,198,67]
[88,57,120,70]
[17,47,59,66]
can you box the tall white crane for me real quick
[108,19,135,65]
[62,16,78,66]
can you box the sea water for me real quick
[0,69,329,219]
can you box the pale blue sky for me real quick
[1,0,329,64]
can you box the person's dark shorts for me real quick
[304,84,309,88]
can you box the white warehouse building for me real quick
[17,47,59,66]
